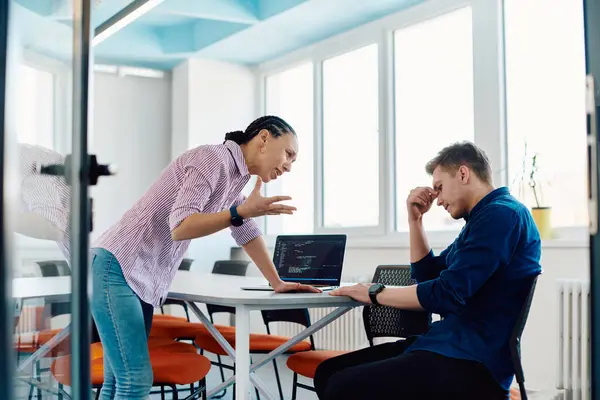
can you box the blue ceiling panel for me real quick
[158,0,259,24]
[13,0,426,70]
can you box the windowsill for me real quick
[262,226,590,250]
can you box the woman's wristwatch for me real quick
[230,206,244,227]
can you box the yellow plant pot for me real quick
[531,207,552,240]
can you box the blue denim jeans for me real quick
[90,247,154,399]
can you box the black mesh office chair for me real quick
[510,275,539,400]
[160,258,194,320]
[364,265,432,346]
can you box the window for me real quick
[265,62,314,234]
[15,64,55,149]
[504,0,587,227]
[394,7,474,232]
[322,44,379,228]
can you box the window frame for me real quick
[256,0,588,249]
[20,49,71,153]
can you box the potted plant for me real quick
[513,142,552,239]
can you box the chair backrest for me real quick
[261,309,315,349]
[363,265,432,346]
[179,258,193,271]
[510,274,539,398]
[211,260,250,276]
[37,260,71,277]
[206,260,251,319]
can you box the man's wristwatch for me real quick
[230,206,244,227]
[368,283,386,306]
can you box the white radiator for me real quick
[276,307,368,351]
[557,279,591,400]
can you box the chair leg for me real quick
[217,354,226,383]
[58,383,64,400]
[291,372,298,400]
[201,378,207,399]
[161,385,165,400]
[27,381,34,400]
[36,360,42,399]
[519,381,528,400]
[95,388,101,400]
[271,358,284,400]
[172,385,179,400]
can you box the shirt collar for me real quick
[224,140,249,176]
[465,187,510,222]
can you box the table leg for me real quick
[235,305,251,400]
[250,373,277,400]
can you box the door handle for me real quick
[39,154,116,186]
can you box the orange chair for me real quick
[51,338,211,399]
[150,317,236,341]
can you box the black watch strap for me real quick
[369,283,385,306]
[230,206,244,227]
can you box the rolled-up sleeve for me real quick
[229,193,262,245]
[416,206,521,315]
[169,166,219,231]
[410,246,452,283]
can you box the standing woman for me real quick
[90,115,319,399]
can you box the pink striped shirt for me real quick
[94,140,262,306]
[19,144,71,260]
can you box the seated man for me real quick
[316,141,542,400]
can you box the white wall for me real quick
[14,71,173,273]
[90,72,172,242]
[171,58,258,275]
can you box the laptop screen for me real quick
[273,235,347,286]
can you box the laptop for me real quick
[241,234,347,291]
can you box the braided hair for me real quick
[224,116,296,145]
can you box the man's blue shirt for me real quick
[405,187,542,391]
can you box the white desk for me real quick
[13,276,71,301]
[11,273,360,399]
[169,271,359,400]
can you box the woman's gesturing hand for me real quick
[237,177,297,218]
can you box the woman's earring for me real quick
[260,145,266,153]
